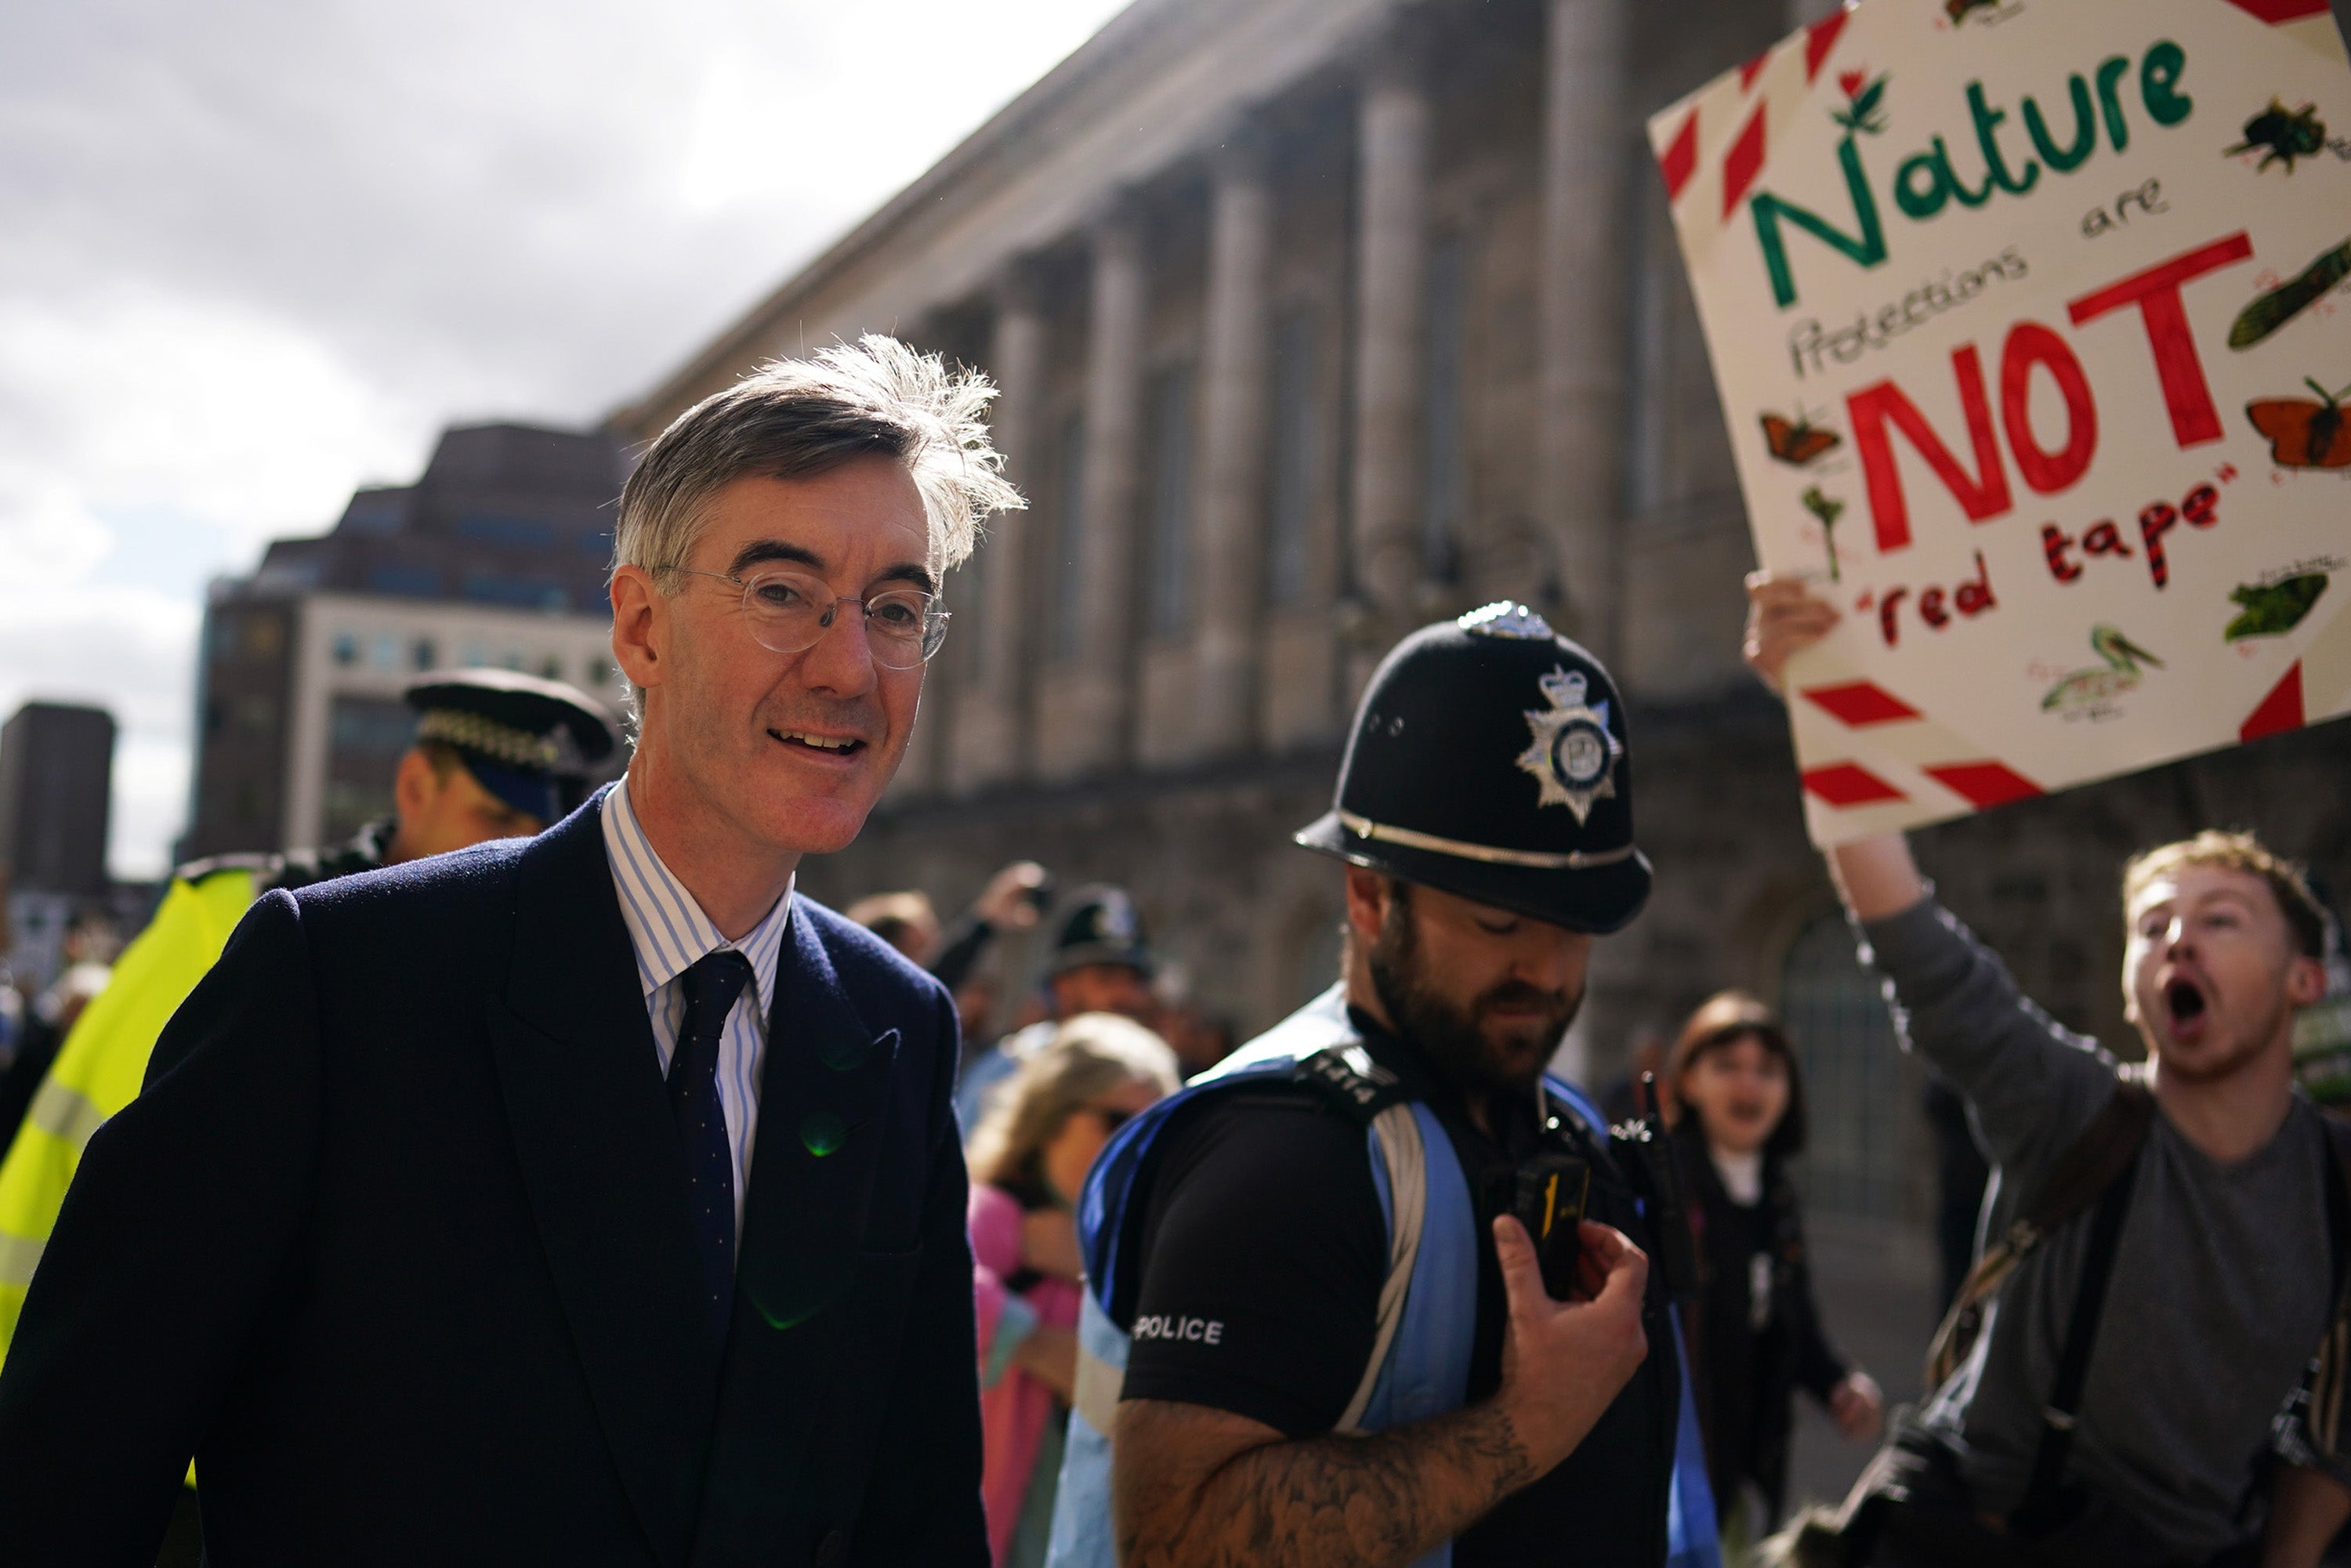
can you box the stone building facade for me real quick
[613,0,2351,1239]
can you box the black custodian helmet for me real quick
[1295,603,1652,933]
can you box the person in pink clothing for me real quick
[967,1012,1179,1566]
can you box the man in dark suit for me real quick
[0,333,1023,1566]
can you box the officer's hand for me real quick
[1743,571,1839,696]
[1492,1217,1649,1477]
[1829,1369,1884,1441]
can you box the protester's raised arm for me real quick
[1742,573,1930,922]
[1113,1219,1648,1568]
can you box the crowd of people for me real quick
[0,338,2344,1567]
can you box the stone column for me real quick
[953,261,1045,789]
[1067,201,1147,773]
[1537,0,1631,664]
[1348,37,1430,639]
[1193,125,1275,757]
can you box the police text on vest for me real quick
[1132,1314,1223,1345]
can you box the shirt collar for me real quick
[600,775,792,1016]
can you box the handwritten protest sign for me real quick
[1649,0,2351,846]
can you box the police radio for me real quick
[1609,1073,1701,1302]
[1510,1150,1591,1301]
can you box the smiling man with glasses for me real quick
[0,336,1021,1567]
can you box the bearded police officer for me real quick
[1045,604,1718,1568]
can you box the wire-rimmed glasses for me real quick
[668,567,949,670]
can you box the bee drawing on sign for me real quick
[2225,575,2328,642]
[2246,379,2351,470]
[1799,487,1846,582]
[2230,240,2351,349]
[2042,625,2162,713]
[2226,100,2327,175]
[1759,408,1842,468]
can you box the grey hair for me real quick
[613,333,1023,586]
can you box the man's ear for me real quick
[391,748,440,831]
[610,566,667,693]
[1342,864,1391,946]
[2288,954,2329,1011]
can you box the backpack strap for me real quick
[1338,1100,1429,1433]
[2009,1127,2144,1535]
[1922,1076,2155,1390]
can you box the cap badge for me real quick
[1516,666,1622,824]
[1096,893,1140,944]
[1458,602,1556,640]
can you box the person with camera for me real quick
[1040,605,1719,1568]
[1744,573,2351,1568]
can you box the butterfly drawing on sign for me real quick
[2230,238,2351,349]
[2225,574,2327,642]
[1759,407,1842,468]
[2226,99,2327,174]
[2245,378,2351,469]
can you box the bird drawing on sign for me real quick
[2042,625,2164,711]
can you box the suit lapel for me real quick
[488,800,715,1568]
[709,900,900,1500]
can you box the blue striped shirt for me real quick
[600,777,792,1238]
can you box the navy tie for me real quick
[672,950,752,1345]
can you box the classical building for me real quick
[612,0,2351,1252]
[182,423,625,860]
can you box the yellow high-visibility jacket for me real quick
[0,867,258,1356]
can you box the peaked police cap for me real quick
[404,668,619,824]
[1295,603,1652,934]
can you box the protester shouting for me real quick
[967,1012,1179,1566]
[1745,572,2351,1568]
[1668,991,1880,1555]
[0,337,1021,1566]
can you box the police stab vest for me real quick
[1041,984,1721,1568]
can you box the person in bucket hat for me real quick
[1041,604,1721,1568]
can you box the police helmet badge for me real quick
[1515,665,1622,824]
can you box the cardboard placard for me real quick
[1649,0,2351,845]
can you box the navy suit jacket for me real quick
[0,797,987,1566]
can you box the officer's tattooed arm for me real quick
[1114,1219,1650,1568]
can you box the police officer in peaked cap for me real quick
[955,883,1162,1138]
[0,665,618,1566]
[1047,604,1719,1568]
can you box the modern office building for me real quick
[0,703,115,899]
[181,423,626,860]
[612,0,2351,1260]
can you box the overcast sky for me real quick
[0,0,1131,879]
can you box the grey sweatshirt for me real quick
[1860,897,2335,1559]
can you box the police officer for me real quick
[1045,605,1718,1568]
[955,883,1161,1137]
[0,667,615,1389]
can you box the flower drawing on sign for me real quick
[1516,667,1621,824]
[2226,99,2327,175]
[1799,487,1847,582]
[2245,378,2351,469]
[1760,408,1842,467]
[2041,625,2163,712]
[1831,71,1890,138]
[2224,575,2327,642]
